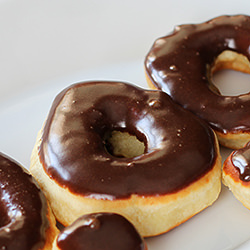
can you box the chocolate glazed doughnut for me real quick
[0,153,58,250]
[223,142,250,209]
[52,213,147,250]
[145,15,250,149]
[30,81,221,237]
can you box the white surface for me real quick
[1,1,250,249]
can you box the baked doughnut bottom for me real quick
[216,131,250,150]
[31,128,222,237]
[41,202,59,249]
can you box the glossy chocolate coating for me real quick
[56,213,146,250]
[0,153,48,250]
[39,81,216,199]
[231,142,250,181]
[145,15,250,134]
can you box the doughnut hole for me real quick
[105,130,145,158]
[209,50,250,96]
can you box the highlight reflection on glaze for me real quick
[232,142,250,181]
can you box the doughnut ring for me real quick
[30,81,221,237]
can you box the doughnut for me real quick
[30,80,221,237]
[0,152,58,250]
[145,15,250,149]
[223,141,250,208]
[52,213,147,250]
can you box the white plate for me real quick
[1,1,250,249]
[1,61,250,250]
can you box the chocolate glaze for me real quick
[39,81,217,199]
[145,15,250,134]
[0,153,49,250]
[231,142,250,182]
[56,213,146,250]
